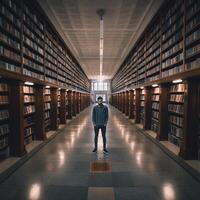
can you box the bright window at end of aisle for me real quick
[92,81,109,91]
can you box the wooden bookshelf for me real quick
[44,87,51,133]
[0,0,90,93]
[0,80,10,153]
[111,0,200,161]
[168,83,186,147]
[23,83,36,145]
[150,87,161,133]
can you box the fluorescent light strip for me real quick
[25,82,34,86]
[152,84,158,87]
[99,18,104,81]
[172,79,182,83]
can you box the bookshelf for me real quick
[185,0,200,72]
[23,83,36,145]
[57,89,61,125]
[0,81,9,151]
[0,0,21,74]
[168,83,186,147]
[150,87,161,133]
[111,0,200,160]
[0,0,90,93]
[139,89,145,124]
[66,90,69,119]
[44,87,51,133]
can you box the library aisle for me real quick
[0,106,199,200]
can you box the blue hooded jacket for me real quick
[92,104,109,126]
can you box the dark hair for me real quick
[97,96,103,100]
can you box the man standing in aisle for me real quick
[92,96,109,153]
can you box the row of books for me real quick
[0,16,20,39]
[186,58,200,71]
[169,115,183,127]
[162,0,181,24]
[152,94,159,101]
[24,126,34,139]
[0,60,21,73]
[23,68,44,80]
[186,44,200,58]
[24,95,35,103]
[146,57,160,70]
[152,102,159,110]
[146,65,160,77]
[45,103,51,110]
[169,94,184,103]
[152,110,159,119]
[0,83,8,92]
[24,105,35,115]
[23,46,44,64]
[0,4,21,28]
[186,29,200,46]
[24,116,34,127]
[162,31,182,52]
[168,104,184,115]
[0,32,20,50]
[23,6,44,31]
[146,74,160,82]
[23,26,44,48]
[162,53,183,69]
[151,118,159,133]
[23,86,34,94]
[162,19,183,42]
[23,36,44,56]
[186,13,200,33]
[1,0,20,15]
[162,42,183,60]
[0,45,21,62]
[0,137,8,149]
[44,88,51,95]
[170,83,186,92]
[146,39,160,55]
[0,124,9,136]
[45,111,50,120]
[0,109,9,121]
[0,95,8,104]
[169,124,183,138]
[168,133,182,147]
[45,68,57,79]
[44,96,51,102]
[186,1,200,21]
[162,64,184,78]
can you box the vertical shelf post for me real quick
[179,79,198,159]
[135,89,140,123]
[9,81,26,157]
[129,90,134,119]
[157,83,169,140]
[35,84,46,140]
[60,89,66,124]
[67,90,72,119]
[144,87,151,130]
[50,88,58,130]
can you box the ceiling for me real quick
[38,0,163,80]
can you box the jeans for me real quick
[94,125,106,149]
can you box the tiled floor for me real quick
[0,106,199,200]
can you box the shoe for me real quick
[92,148,97,153]
[103,149,109,153]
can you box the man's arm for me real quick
[104,106,109,126]
[92,107,96,126]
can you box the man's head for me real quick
[97,96,103,105]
